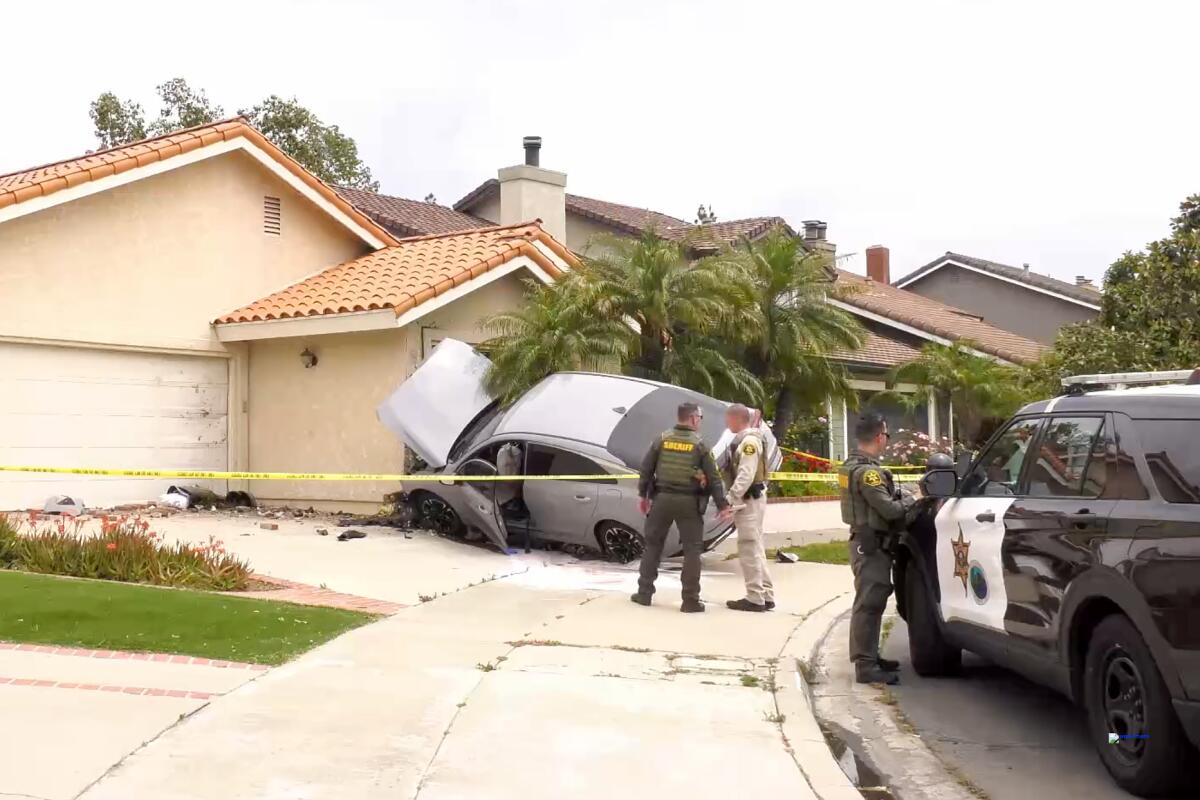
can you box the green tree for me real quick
[724,230,865,439]
[481,276,633,405]
[891,341,1026,447]
[1025,194,1200,394]
[581,230,763,401]
[87,80,377,190]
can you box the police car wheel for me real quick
[904,560,961,677]
[596,522,644,563]
[1083,614,1194,796]
[414,493,464,537]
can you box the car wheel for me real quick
[905,560,962,676]
[596,521,644,564]
[1083,614,1194,796]
[414,492,464,537]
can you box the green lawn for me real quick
[775,540,850,565]
[0,571,376,665]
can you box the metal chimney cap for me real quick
[523,136,542,166]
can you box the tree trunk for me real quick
[771,385,796,441]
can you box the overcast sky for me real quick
[4,0,1196,283]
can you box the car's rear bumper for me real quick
[1173,699,1200,750]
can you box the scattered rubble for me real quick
[260,522,279,531]
[336,529,367,542]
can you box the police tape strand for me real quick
[0,465,920,483]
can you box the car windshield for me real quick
[606,387,728,468]
[446,401,504,464]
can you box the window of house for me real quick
[1134,420,1200,503]
[961,418,1042,497]
[1025,417,1106,498]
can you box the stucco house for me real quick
[893,252,1102,345]
[0,120,573,511]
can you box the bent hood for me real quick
[376,339,493,468]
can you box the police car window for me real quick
[1025,417,1105,498]
[961,419,1042,497]
[1135,419,1200,503]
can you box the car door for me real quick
[522,445,609,545]
[1003,414,1119,652]
[934,416,1044,635]
[443,458,508,552]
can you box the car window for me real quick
[457,458,499,497]
[1024,417,1105,498]
[526,446,615,484]
[961,418,1042,497]
[1133,419,1200,503]
[606,387,727,468]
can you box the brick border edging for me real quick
[234,574,405,616]
[0,675,216,700]
[0,641,268,671]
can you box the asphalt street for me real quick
[882,619,1138,800]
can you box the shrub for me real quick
[883,429,954,467]
[1,513,251,591]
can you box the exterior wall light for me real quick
[300,348,319,369]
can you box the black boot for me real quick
[855,663,900,685]
[764,600,776,611]
[630,593,651,606]
[680,600,706,613]
[877,657,900,672]
[726,598,767,612]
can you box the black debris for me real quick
[337,529,367,542]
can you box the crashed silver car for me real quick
[378,339,741,562]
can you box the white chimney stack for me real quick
[498,135,566,242]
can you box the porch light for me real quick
[300,348,319,369]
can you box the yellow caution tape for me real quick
[0,465,919,484]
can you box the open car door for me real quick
[449,458,508,552]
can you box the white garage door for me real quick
[0,343,229,511]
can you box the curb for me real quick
[774,592,860,800]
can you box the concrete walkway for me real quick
[80,555,853,800]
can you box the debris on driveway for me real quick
[260,522,279,531]
[337,530,367,542]
[43,495,85,516]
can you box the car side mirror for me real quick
[921,468,958,498]
[954,452,973,479]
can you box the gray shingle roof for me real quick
[896,252,1103,306]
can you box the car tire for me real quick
[1083,614,1195,796]
[413,492,464,537]
[595,521,645,564]
[905,560,962,676]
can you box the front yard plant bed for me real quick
[0,571,375,665]
[775,540,850,565]
[0,513,251,591]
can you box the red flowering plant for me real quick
[0,513,251,591]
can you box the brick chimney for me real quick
[866,245,890,284]
[497,136,566,242]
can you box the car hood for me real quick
[376,339,494,468]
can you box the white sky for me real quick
[3,0,1196,283]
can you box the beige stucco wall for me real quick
[0,150,371,353]
[246,271,533,507]
[564,212,625,256]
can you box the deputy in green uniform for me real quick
[632,402,733,613]
[839,413,916,684]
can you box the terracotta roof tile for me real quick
[216,222,577,324]
[564,193,690,236]
[896,252,1103,305]
[0,119,398,246]
[660,217,794,249]
[830,330,923,368]
[835,270,1046,365]
[335,186,492,237]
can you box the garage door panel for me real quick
[0,344,229,511]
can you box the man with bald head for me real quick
[721,403,774,612]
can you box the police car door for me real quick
[934,417,1044,633]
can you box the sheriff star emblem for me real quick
[742,442,757,455]
[863,469,882,487]
[951,529,971,594]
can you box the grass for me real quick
[774,540,850,565]
[0,570,375,665]
[740,674,761,688]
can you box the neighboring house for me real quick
[0,120,573,511]
[334,140,1046,460]
[893,252,1102,345]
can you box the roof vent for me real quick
[1075,275,1094,287]
[523,136,542,167]
[264,196,281,236]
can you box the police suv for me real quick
[899,370,1200,797]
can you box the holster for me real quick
[747,482,764,500]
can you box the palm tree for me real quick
[481,275,633,405]
[582,230,764,401]
[723,230,865,439]
[890,341,1026,447]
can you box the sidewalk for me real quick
[81,555,854,800]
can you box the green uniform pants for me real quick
[848,531,894,665]
[638,492,705,603]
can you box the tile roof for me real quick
[830,330,923,368]
[335,185,492,237]
[216,222,576,324]
[0,118,399,246]
[834,270,1046,365]
[896,252,1103,306]
[663,217,794,250]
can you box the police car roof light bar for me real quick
[1061,369,1200,391]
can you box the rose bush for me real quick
[0,513,251,591]
[883,429,953,467]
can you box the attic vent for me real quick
[263,196,281,236]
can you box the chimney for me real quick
[866,245,891,284]
[1075,275,1094,288]
[497,135,566,242]
[802,220,827,241]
